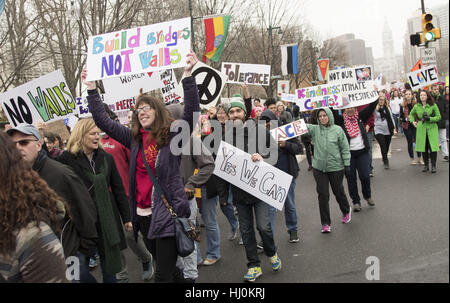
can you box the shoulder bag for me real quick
[141,146,200,257]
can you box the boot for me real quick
[431,164,436,173]
[422,164,429,172]
[383,159,389,169]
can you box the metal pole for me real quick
[189,0,196,52]
[269,26,274,97]
[421,0,429,48]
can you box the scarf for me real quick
[343,111,360,138]
[84,157,122,275]
[378,106,395,134]
[402,103,411,130]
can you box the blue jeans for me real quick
[176,198,198,280]
[269,179,298,233]
[77,252,117,283]
[201,187,221,260]
[236,201,277,268]
[220,186,238,232]
[392,113,401,134]
[366,132,373,171]
[346,149,371,204]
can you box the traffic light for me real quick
[410,33,422,46]
[422,13,441,42]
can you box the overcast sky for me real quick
[301,0,448,58]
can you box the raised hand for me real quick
[184,50,199,77]
[81,66,96,90]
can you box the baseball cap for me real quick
[6,124,42,141]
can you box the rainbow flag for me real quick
[202,15,231,62]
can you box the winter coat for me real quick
[434,94,449,129]
[306,107,350,172]
[409,103,441,152]
[87,76,200,240]
[33,150,98,257]
[56,148,130,255]
[101,135,131,197]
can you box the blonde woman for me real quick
[57,118,132,283]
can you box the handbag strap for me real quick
[141,144,177,219]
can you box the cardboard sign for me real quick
[177,61,226,109]
[160,69,182,104]
[406,64,439,90]
[280,93,297,103]
[46,119,71,142]
[277,80,290,96]
[213,141,292,210]
[296,84,343,111]
[270,119,308,142]
[328,65,378,108]
[103,71,162,101]
[0,70,76,127]
[221,62,271,86]
[86,17,191,81]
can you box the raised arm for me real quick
[181,51,201,135]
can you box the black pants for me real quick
[313,169,350,226]
[404,127,422,159]
[304,141,314,166]
[137,215,178,283]
[375,134,392,164]
[422,133,437,166]
[346,149,371,204]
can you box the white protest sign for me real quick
[0,70,77,127]
[406,64,439,90]
[177,61,226,109]
[277,80,290,96]
[270,119,308,142]
[160,69,183,104]
[86,17,191,81]
[328,65,378,108]
[420,47,436,65]
[296,84,343,112]
[76,94,136,117]
[103,71,162,101]
[221,62,271,86]
[280,93,297,103]
[213,141,292,210]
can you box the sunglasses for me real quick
[14,139,39,146]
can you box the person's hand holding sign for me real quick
[81,66,96,90]
[251,153,263,162]
[184,50,199,77]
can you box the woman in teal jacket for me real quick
[306,107,352,233]
[410,89,441,173]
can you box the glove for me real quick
[344,166,351,175]
[422,112,430,122]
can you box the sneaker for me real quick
[141,259,154,281]
[202,258,220,266]
[228,226,239,241]
[370,171,374,177]
[321,225,331,233]
[238,237,243,245]
[431,165,437,173]
[383,162,389,169]
[269,253,282,271]
[419,158,425,165]
[444,156,449,162]
[410,158,417,165]
[289,231,300,243]
[89,257,98,269]
[342,207,352,224]
[307,166,313,171]
[365,198,375,206]
[244,266,262,282]
[353,203,361,212]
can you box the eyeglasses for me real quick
[135,105,152,115]
[14,139,38,146]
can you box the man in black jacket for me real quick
[431,84,449,161]
[260,109,302,243]
[7,124,98,260]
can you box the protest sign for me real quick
[0,70,76,127]
[221,63,271,86]
[270,119,308,142]
[103,71,162,101]
[280,93,297,103]
[177,61,226,109]
[277,80,290,96]
[213,141,292,210]
[86,17,191,81]
[160,69,183,104]
[76,94,136,118]
[328,65,378,109]
[406,64,439,90]
[296,84,343,111]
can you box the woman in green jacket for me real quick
[410,89,441,173]
[306,107,352,233]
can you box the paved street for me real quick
[92,136,449,283]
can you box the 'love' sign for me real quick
[407,65,439,90]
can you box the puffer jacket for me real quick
[306,107,350,172]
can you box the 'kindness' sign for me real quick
[213,141,292,210]
[86,17,191,81]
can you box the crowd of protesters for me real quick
[1,54,448,282]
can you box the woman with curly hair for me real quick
[0,132,69,283]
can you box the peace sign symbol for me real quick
[193,67,223,106]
